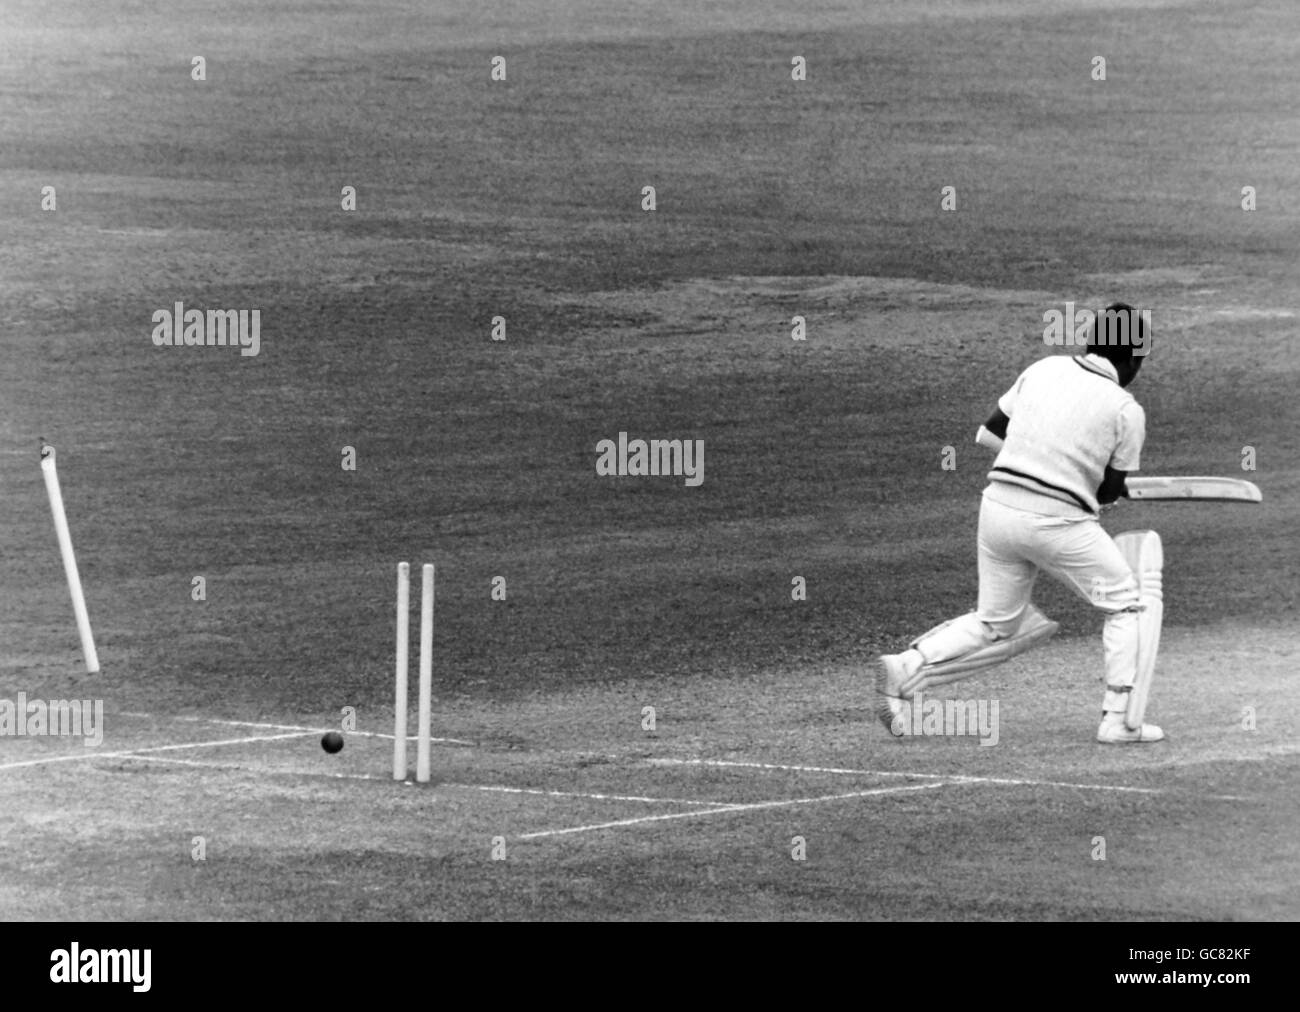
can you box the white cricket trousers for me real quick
[914,489,1142,711]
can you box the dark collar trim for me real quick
[1073,355,1119,384]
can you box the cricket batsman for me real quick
[877,303,1166,744]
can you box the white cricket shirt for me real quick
[986,353,1145,515]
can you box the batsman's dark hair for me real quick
[1087,302,1148,365]
[1087,302,1149,387]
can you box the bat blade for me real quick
[1125,476,1262,503]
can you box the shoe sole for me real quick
[875,658,904,734]
[1096,732,1166,744]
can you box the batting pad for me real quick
[900,604,1059,697]
[1114,529,1164,730]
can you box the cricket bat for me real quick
[1124,476,1262,503]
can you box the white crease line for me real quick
[120,712,476,747]
[106,753,390,781]
[651,758,1255,802]
[1153,743,1300,765]
[0,731,314,772]
[445,783,743,808]
[653,757,1159,794]
[518,781,949,840]
[83,759,747,803]
[651,758,954,780]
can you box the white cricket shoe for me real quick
[876,654,909,735]
[1096,713,1165,744]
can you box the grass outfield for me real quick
[0,0,1296,920]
